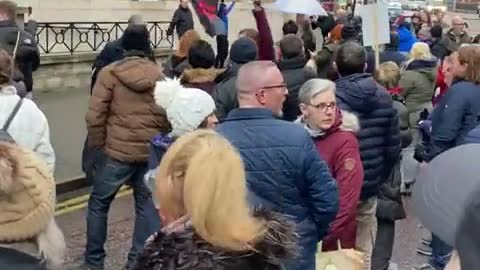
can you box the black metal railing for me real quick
[36,21,174,54]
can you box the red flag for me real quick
[191,0,221,37]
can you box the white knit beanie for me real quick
[154,78,216,138]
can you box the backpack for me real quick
[0,98,23,143]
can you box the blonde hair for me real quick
[374,61,401,89]
[155,130,266,250]
[409,42,433,61]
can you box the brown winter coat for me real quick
[86,57,170,162]
[180,68,223,95]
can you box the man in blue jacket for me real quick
[216,60,339,270]
[333,42,401,270]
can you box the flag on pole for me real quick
[191,0,222,37]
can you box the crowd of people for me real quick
[1,0,480,269]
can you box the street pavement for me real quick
[58,194,428,270]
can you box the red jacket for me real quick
[433,64,448,106]
[253,8,274,61]
[314,110,364,251]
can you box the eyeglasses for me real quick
[308,102,336,112]
[261,83,287,90]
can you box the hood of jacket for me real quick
[278,56,306,71]
[295,109,360,138]
[181,68,223,84]
[134,209,298,270]
[406,59,437,84]
[336,73,385,113]
[446,29,470,42]
[111,57,161,92]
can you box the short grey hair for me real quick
[298,79,336,104]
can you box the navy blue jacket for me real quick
[147,133,174,170]
[380,48,408,67]
[216,108,338,270]
[465,123,480,144]
[424,81,480,162]
[335,74,401,200]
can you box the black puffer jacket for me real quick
[336,74,401,200]
[392,95,412,148]
[376,95,410,222]
[133,209,298,270]
[278,56,317,121]
[0,20,40,93]
[212,63,244,121]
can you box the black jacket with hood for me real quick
[0,20,40,93]
[336,74,401,200]
[133,209,297,270]
[167,6,194,38]
[278,56,317,121]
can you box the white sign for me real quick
[357,2,390,47]
[269,0,328,16]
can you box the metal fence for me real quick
[35,21,174,54]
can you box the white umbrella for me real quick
[269,0,328,16]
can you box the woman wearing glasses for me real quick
[296,79,363,251]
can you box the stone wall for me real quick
[34,49,172,94]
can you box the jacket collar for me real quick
[0,20,16,28]
[384,46,399,52]
[447,29,468,39]
[277,56,306,71]
[406,58,437,70]
[181,68,222,84]
[224,108,275,122]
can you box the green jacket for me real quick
[399,59,437,114]
[440,30,472,53]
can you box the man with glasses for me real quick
[334,42,401,270]
[216,60,339,270]
[440,16,471,54]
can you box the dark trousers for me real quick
[215,34,229,68]
[429,234,452,270]
[372,219,395,270]
[85,155,160,270]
